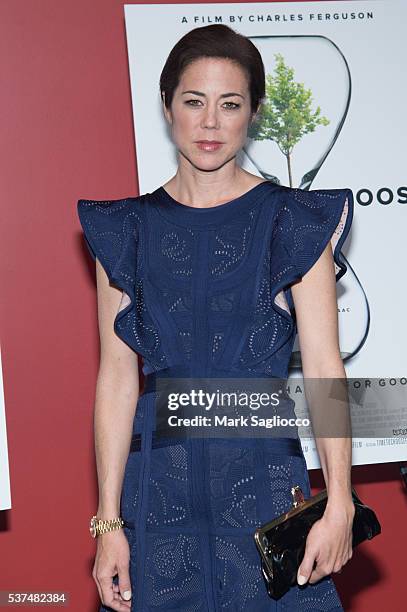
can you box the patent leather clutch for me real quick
[254,485,381,600]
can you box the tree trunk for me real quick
[286,153,293,188]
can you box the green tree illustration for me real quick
[248,53,330,187]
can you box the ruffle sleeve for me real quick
[270,186,354,328]
[77,197,142,351]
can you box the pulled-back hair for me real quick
[159,24,265,114]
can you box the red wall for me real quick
[0,1,405,610]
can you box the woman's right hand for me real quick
[92,529,133,611]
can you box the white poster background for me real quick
[124,1,407,467]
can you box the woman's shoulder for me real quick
[274,183,353,206]
[77,193,146,213]
[270,183,354,283]
[76,193,146,280]
[76,193,148,238]
[272,183,353,225]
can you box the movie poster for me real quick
[124,1,407,467]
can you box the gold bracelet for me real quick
[89,515,124,538]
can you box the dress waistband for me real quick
[129,432,304,457]
[142,366,204,394]
[137,368,301,456]
[142,367,292,397]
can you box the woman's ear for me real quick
[161,91,172,125]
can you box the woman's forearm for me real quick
[314,436,353,509]
[94,366,139,518]
[303,361,354,509]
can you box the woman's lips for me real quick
[196,141,223,152]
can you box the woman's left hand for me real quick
[297,500,355,585]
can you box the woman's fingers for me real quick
[298,510,354,585]
[98,573,131,610]
[117,563,132,603]
[297,544,318,585]
[92,531,132,610]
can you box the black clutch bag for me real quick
[254,485,381,600]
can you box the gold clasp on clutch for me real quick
[291,485,305,508]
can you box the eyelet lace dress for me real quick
[77,180,353,612]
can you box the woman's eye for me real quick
[184,100,240,109]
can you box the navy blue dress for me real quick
[77,181,353,611]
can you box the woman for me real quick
[78,24,355,612]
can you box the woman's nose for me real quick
[201,106,220,129]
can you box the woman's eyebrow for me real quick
[181,89,245,99]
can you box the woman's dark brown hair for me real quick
[159,24,265,115]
